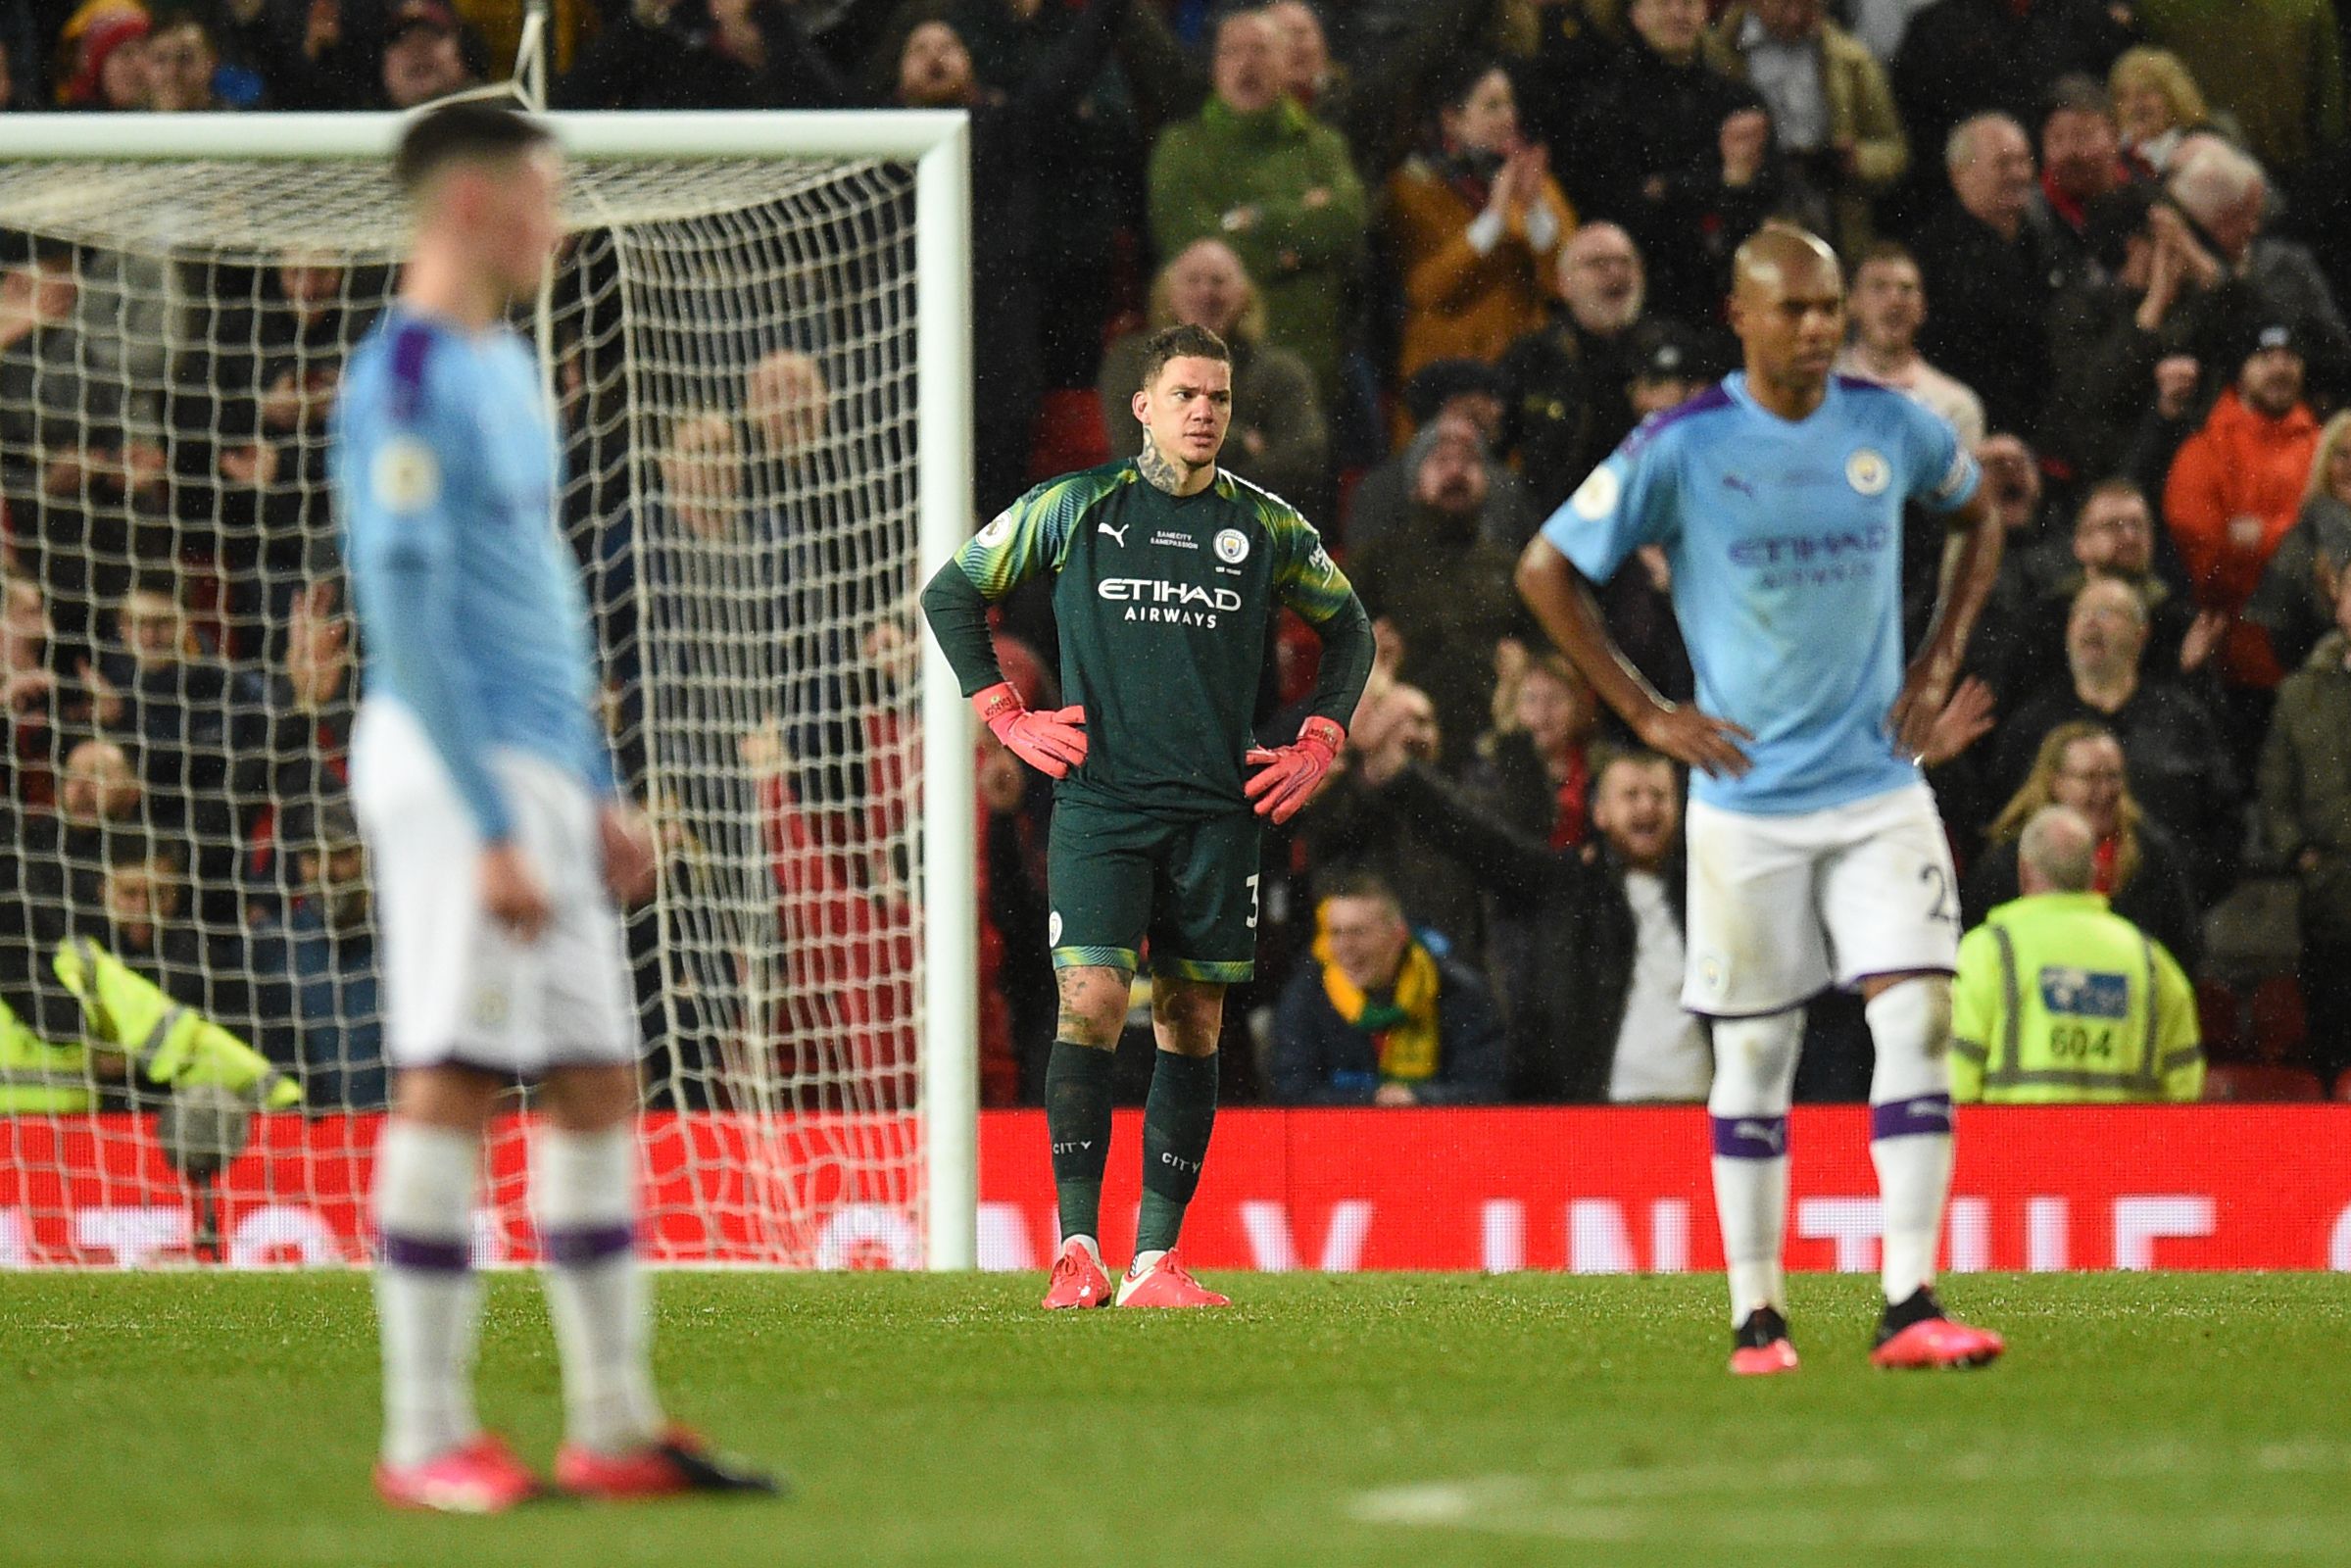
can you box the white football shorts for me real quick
[351,699,637,1077]
[1682,781,1960,1017]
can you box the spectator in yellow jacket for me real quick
[1952,805,2203,1103]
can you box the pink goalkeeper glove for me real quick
[1244,715,1345,824]
[973,682,1088,779]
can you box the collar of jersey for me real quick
[1724,369,1840,430]
[381,301,498,347]
[1126,460,1233,502]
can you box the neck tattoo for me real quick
[1138,438,1188,495]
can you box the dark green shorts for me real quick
[1046,802,1262,982]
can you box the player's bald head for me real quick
[1727,223,1845,403]
[1732,224,1841,304]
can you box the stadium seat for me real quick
[2201,1063,2326,1102]
[2335,1068,2351,1103]
[762,773,917,1111]
[2246,975,2309,1062]
[2196,974,2309,1065]
[2194,976,2240,1058]
[1028,389,1111,481]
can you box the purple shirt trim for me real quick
[1623,380,1736,456]
[386,318,435,423]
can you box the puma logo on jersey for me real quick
[1098,520,1131,547]
[1732,1119,1785,1152]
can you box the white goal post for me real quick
[0,111,979,1270]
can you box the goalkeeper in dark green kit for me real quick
[921,323,1373,1308]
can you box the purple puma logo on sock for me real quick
[1711,1114,1788,1158]
[1871,1094,1953,1140]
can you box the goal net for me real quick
[0,113,976,1269]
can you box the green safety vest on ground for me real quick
[1951,892,2204,1103]
[0,939,300,1114]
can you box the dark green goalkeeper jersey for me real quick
[921,457,1374,817]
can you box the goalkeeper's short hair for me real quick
[394,102,553,195]
[1138,322,1231,393]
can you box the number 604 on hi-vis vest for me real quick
[1950,894,2205,1104]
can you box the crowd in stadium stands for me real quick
[3,0,2351,1114]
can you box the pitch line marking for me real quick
[1347,1449,2351,1559]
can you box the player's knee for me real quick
[1151,978,1224,1057]
[1865,973,1953,1055]
[1057,1002,1125,1051]
[1715,1009,1802,1076]
[1865,974,1955,1103]
[391,1063,506,1131]
[1706,1009,1802,1115]
[1055,965,1131,1050]
[538,1063,640,1131]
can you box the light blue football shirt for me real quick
[1540,372,1980,815]
[333,307,612,842]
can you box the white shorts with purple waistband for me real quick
[1682,781,1960,1018]
[352,699,636,1078]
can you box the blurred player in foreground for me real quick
[1516,225,2008,1373]
[921,323,1373,1310]
[334,103,777,1510]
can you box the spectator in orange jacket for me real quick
[1381,54,1577,388]
[2164,322,2321,705]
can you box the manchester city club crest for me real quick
[1697,954,1726,998]
[1213,528,1249,564]
[1845,448,1891,496]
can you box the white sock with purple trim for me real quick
[1707,1010,1803,1324]
[373,1119,483,1468]
[534,1125,662,1455]
[1868,979,1957,1306]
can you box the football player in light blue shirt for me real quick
[336,257,609,850]
[335,102,774,1510]
[1517,226,2008,1376]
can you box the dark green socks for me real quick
[1138,1051,1219,1254]
[1047,1043,1219,1252]
[1045,1040,1115,1241]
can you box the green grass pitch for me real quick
[4,1271,2348,1566]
